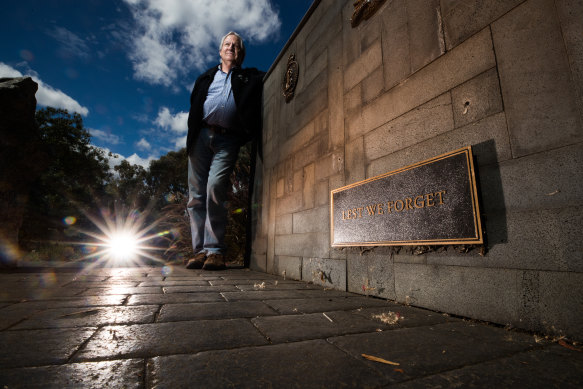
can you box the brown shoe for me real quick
[186,252,206,269]
[202,253,226,270]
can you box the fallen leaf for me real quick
[361,354,400,366]
[394,368,404,373]
[559,339,582,352]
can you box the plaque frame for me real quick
[330,146,483,247]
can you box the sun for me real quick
[106,231,140,261]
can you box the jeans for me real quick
[187,127,241,256]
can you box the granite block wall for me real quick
[252,0,583,340]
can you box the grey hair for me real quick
[219,31,245,65]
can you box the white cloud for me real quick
[122,0,281,86]
[0,62,89,116]
[126,153,156,168]
[136,138,152,150]
[154,107,188,133]
[89,128,122,145]
[46,26,90,60]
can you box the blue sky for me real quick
[1,0,312,168]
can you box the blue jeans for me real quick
[187,127,241,256]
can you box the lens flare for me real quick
[106,231,139,261]
[63,216,77,225]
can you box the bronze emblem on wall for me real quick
[351,0,387,28]
[282,54,299,103]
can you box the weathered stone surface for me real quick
[274,231,330,259]
[329,321,539,384]
[251,310,392,343]
[81,286,162,296]
[408,0,445,72]
[127,292,224,305]
[148,340,387,388]
[451,67,503,128]
[0,359,144,389]
[0,327,96,367]
[222,288,351,302]
[391,344,583,388]
[302,257,346,290]
[292,206,329,234]
[492,0,583,157]
[263,296,400,315]
[73,319,268,361]
[441,0,526,49]
[12,305,158,330]
[347,253,396,300]
[158,301,278,322]
[394,263,523,325]
[344,40,382,92]
[162,285,238,293]
[274,255,302,280]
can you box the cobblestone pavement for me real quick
[0,265,582,388]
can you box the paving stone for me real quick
[81,286,162,296]
[235,282,322,291]
[162,285,239,293]
[158,301,278,322]
[0,295,127,312]
[222,289,352,302]
[0,328,96,368]
[328,321,539,384]
[252,310,394,343]
[351,306,457,329]
[127,292,224,305]
[391,344,583,388]
[0,359,144,389]
[208,279,299,285]
[138,280,210,287]
[264,296,399,314]
[12,305,158,329]
[0,287,86,302]
[148,340,388,389]
[73,319,269,361]
[63,280,139,288]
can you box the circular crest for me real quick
[282,54,299,103]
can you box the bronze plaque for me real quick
[331,147,483,247]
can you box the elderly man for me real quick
[185,31,264,270]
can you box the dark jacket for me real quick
[186,65,265,154]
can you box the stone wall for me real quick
[253,0,583,340]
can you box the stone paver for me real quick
[0,265,581,388]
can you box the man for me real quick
[185,31,264,270]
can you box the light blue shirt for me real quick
[203,66,238,129]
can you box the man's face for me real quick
[220,34,241,65]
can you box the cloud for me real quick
[46,26,90,60]
[122,0,281,86]
[154,107,188,133]
[89,128,122,145]
[126,153,156,168]
[136,138,151,151]
[0,62,89,116]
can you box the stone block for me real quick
[305,0,343,66]
[408,0,445,72]
[315,179,329,207]
[275,232,330,259]
[451,67,503,128]
[274,255,302,280]
[292,169,303,192]
[381,0,410,89]
[264,296,398,315]
[347,253,396,300]
[367,112,512,177]
[363,93,454,161]
[492,0,583,157]
[328,322,537,384]
[538,271,583,340]
[328,37,345,151]
[345,136,365,184]
[0,359,144,388]
[293,206,329,234]
[302,257,346,290]
[158,301,278,322]
[303,48,327,88]
[291,134,324,172]
[0,328,95,367]
[361,66,384,104]
[127,292,224,305]
[148,340,386,388]
[303,163,315,209]
[275,213,292,236]
[275,190,303,216]
[394,263,522,325]
[348,27,495,139]
[441,0,526,49]
[293,68,328,130]
[478,143,583,213]
[73,320,269,361]
[344,40,383,92]
[555,0,583,115]
[315,150,344,181]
